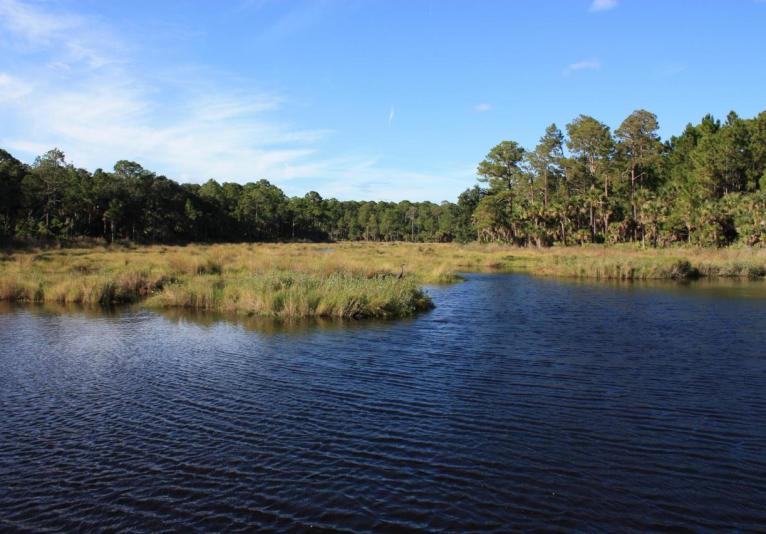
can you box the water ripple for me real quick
[1,274,766,532]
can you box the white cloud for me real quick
[563,59,602,76]
[589,0,618,12]
[0,0,75,42]
[3,71,332,182]
[0,73,32,101]
[292,156,473,202]
[474,103,492,112]
[0,0,474,201]
[0,0,328,183]
[0,0,121,68]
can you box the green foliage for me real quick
[0,149,26,243]
[3,107,766,250]
[0,149,473,245]
[477,140,526,192]
[473,108,766,248]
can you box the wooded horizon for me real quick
[2,107,765,248]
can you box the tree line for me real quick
[1,107,765,247]
[0,149,477,245]
[473,109,766,247]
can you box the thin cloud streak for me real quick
[563,59,602,76]
[589,0,618,12]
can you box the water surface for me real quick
[2,274,765,532]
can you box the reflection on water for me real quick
[157,306,418,335]
[0,300,128,320]
[1,274,766,532]
[0,300,415,335]
[545,275,766,299]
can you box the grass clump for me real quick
[0,244,437,318]
[147,271,431,319]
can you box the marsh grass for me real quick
[1,242,765,317]
[0,243,440,318]
[511,245,766,280]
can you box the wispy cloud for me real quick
[246,0,333,42]
[657,62,687,78]
[563,59,602,76]
[474,103,493,112]
[290,156,473,202]
[0,0,473,201]
[589,0,618,12]
[0,0,122,68]
[0,0,76,42]
[0,73,32,102]
[0,0,327,183]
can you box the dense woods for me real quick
[0,148,477,245]
[474,109,766,247]
[2,108,765,247]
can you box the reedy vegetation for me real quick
[2,108,766,248]
[2,243,766,319]
[0,244,441,318]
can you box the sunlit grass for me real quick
[506,244,766,280]
[2,242,765,317]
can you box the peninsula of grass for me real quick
[1,243,766,318]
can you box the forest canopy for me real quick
[2,108,765,247]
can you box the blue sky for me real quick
[0,0,764,201]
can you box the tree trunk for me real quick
[631,164,637,241]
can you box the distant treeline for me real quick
[0,150,477,244]
[1,107,765,247]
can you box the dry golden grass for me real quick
[503,244,766,279]
[1,242,765,317]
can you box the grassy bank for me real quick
[1,243,766,318]
[502,245,766,280]
[0,243,439,319]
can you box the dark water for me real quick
[2,274,766,532]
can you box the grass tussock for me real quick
[0,243,440,318]
[2,242,765,318]
[147,271,431,319]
